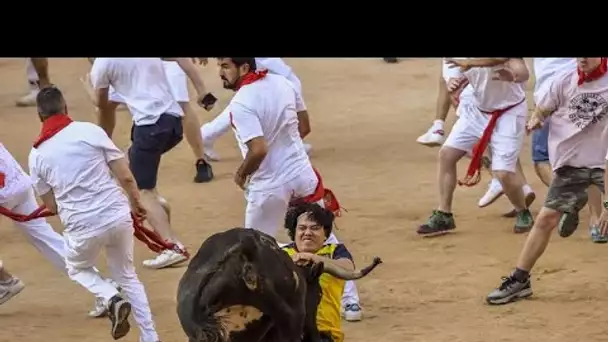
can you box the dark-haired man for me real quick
[282,202,353,342]
[218,57,363,321]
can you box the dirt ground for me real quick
[1,58,608,342]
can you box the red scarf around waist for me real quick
[0,172,5,189]
[458,99,525,187]
[289,168,343,216]
[33,114,73,148]
[578,58,607,85]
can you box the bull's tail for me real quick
[189,234,260,342]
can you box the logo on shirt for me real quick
[568,92,608,128]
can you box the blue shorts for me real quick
[128,114,183,190]
[531,123,549,163]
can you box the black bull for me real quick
[177,228,382,342]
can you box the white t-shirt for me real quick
[449,58,527,114]
[256,58,305,108]
[28,121,131,238]
[0,143,32,204]
[441,58,474,104]
[229,73,312,191]
[532,58,577,104]
[90,58,184,126]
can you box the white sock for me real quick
[432,119,444,129]
[522,184,533,195]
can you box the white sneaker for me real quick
[0,277,25,305]
[304,143,312,155]
[88,279,122,318]
[143,249,188,269]
[15,90,39,107]
[478,178,504,208]
[416,124,445,147]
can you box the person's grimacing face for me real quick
[577,58,602,74]
[294,213,327,253]
[217,58,248,90]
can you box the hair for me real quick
[217,57,257,71]
[284,202,335,241]
[36,86,66,118]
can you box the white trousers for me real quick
[2,188,67,272]
[64,217,159,342]
[200,108,231,145]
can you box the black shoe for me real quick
[194,159,214,183]
[108,295,131,340]
[486,276,532,305]
[383,58,398,64]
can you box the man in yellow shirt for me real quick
[282,202,354,342]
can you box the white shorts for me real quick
[109,61,189,104]
[245,168,318,238]
[444,101,527,172]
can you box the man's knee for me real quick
[439,145,466,165]
[534,207,562,233]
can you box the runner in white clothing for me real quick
[217,57,363,321]
[417,58,535,236]
[201,57,312,161]
[90,58,208,269]
[0,142,115,317]
[28,86,159,341]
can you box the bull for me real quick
[177,228,382,342]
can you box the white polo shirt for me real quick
[28,121,131,239]
[90,58,184,126]
[0,143,32,204]
[229,73,312,191]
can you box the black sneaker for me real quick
[417,210,456,237]
[486,276,532,305]
[194,159,214,183]
[383,58,398,64]
[108,295,131,340]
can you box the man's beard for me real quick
[221,75,242,91]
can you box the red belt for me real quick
[458,99,525,187]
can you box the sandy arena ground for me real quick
[1,58,608,342]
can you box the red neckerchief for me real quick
[33,114,73,148]
[236,69,268,90]
[0,172,5,189]
[577,58,607,86]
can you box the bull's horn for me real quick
[322,257,382,280]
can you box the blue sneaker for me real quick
[590,225,608,244]
[342,303,362,322]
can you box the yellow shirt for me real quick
[283,243,353,342]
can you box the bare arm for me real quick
[39,189,58,214]
[167,58,209,96]
[108,157,141,205]
[238,137,268,179]
[318,256,355,271]
[95,87,117,137]
[297,110,311,138]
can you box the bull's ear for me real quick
[309,261,324,281]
